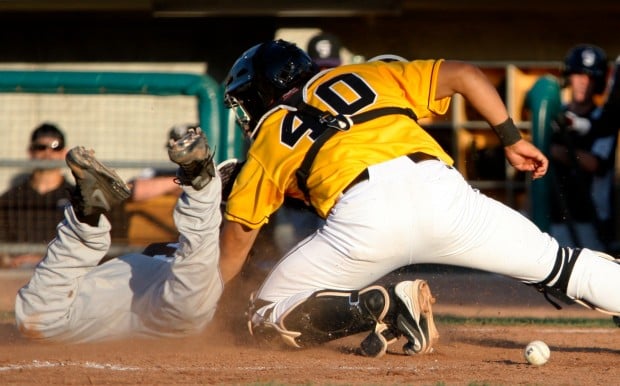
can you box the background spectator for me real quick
[547,44,618,251]
[0,123,72,267]
[307,32,343,69]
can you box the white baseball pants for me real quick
[255,155,620,323]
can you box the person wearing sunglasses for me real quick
[0,122,73,268]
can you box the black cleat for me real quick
[167,127,215,190]
[66,146,131,220]
[393,280,439,355]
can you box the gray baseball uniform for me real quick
[15,175,223,343]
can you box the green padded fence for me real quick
[525,75,562,232]
[0,70,245,163]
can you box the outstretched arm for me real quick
[219,219,260,283]
[435,60,548,179]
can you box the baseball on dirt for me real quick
[524,340,550,366]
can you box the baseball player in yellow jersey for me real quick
[218,39,620,357]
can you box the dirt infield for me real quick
[2,267,620,385]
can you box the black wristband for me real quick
[491,117,522,146]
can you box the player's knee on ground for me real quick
[248,285,391,349]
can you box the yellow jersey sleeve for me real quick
[225,59,454,227]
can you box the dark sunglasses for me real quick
[29,140,64,152]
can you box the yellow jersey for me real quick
[225,59,454,227]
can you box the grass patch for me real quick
[436,314,617,327]
[0,311,615,329]
[0,311,15,323]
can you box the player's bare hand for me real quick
[504,139,548,179]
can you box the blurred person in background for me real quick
[0,123,72,268]
[307,32,343,70]
[547,44,620,252]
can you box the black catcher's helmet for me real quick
[563,44,609,94]
[224,39,319,139]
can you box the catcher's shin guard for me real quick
[360,280,438,356]
[248,280,439,358]
[248,285,394,357]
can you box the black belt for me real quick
[343,152,437,194]
[407,151,438,163]
[343,168,370,194]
